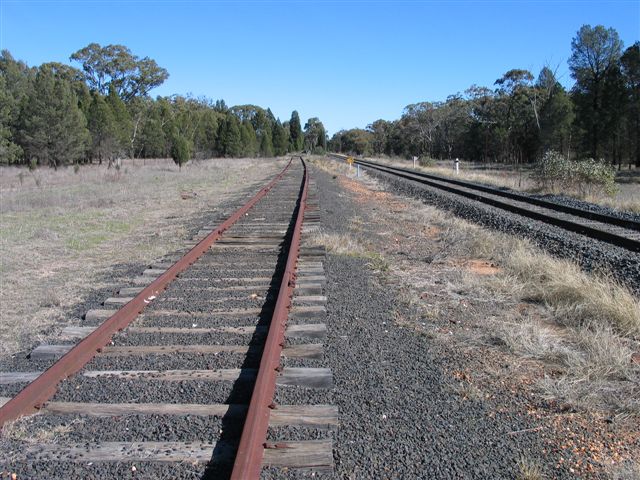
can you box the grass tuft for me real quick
[516,457,545,480]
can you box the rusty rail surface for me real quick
[230,157,309,479]
[0,158,296,427]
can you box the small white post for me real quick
[413,156,417,168]
[357,164,360,177]
[454,158,460,175]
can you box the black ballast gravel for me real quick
[297,165,572,479]
[365,166,640,294]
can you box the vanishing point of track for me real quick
[0,157,334,478]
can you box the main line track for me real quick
[0,157,334,479]
[331,154,640,252]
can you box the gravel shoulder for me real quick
[310,161,639,479]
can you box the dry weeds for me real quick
[517,457,545,480]
[422,208,640,414]
[313,155,640,417]
[0,158,282,356]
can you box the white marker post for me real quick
[413,156,417,169]
[454,158,460,175]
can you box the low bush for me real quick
[534,150,617,197]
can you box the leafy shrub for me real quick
[171,135,191,170]
[573,158,617,196]
[535,151,617,197]
[418,156,435,167]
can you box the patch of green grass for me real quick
[1,209,136,252]
[363,251,390,272]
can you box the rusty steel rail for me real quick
[0,158,296,428]
[230,157,309,479]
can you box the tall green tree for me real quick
[70,43,169,101]
[19,66,89,168]
[303,117,327,152]
[493,69,538,163]
[0,75,23,163]
[259,128,274,157]
[87,92,118,164]
[240,120,258,157]
[289,110,303,151]
[218,115,242,157]
[138,100,167,158]
[170,130,191,170]
[367,119,392,155]
[569,25,624,159]
[536,67,574,156]
[106,86,131,157]
[0,50,34,164]
[621,42,640,167]
[272,120,289,156]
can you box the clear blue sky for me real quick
[1,0,638,134]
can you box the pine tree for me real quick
[289,110,303,152]
[218,115,241,157]
[272,120,289,156]
[0,75,23,164]
[240,120,258,157]
[171,130,191,170]
[87,92,118,164]
[106,86,132,157]
[20,66,89,168]
[259,129,274,157]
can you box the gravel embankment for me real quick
[364,167,640,294]
[306,166,572,479]
[531,193,640,223]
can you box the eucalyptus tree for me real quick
[303,117,327,152]
[70,43,168,102]
[569,25,624,159]
[401,102,444,157]
[367,119,392,155]
[536,67,574,156]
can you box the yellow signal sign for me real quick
[346,156,354,165]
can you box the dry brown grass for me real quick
[315,155,639,415]
[307,231,389,273]
[517,457,545,480]
[421,206,640,413]
[427,212,640,338]
[1,414,83,443]
[610,460,640,480]
[0,158,283,355]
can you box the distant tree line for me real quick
[0,43,327,168]
[329,25,640,168]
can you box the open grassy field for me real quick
[0,158,283,356]
[367,156,640,213]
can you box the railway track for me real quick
[0,157,334,479]
[331,154,640,252]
